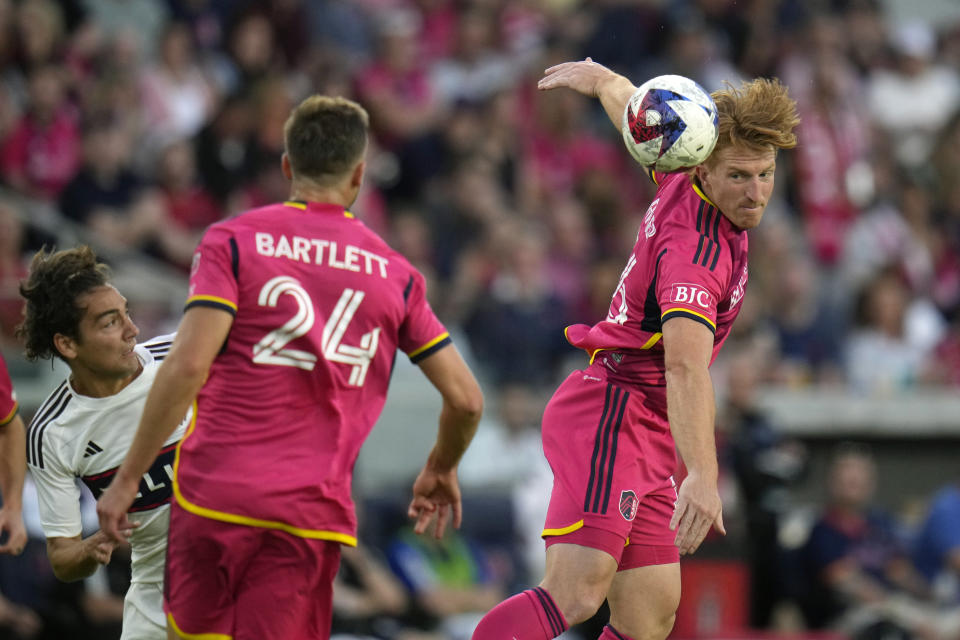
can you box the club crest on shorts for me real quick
[619,490,639,522]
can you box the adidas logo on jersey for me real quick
[83,441,103,457]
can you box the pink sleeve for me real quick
[0,354,18,426]
[185,226,239,315]
[398,269,451,363]
[655,243,727,334]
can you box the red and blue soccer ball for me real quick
[621,74,719,173]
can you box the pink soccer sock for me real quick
[471,587,568,639]
[598,624,636,640]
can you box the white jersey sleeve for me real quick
[30,443,84,539]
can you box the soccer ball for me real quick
[621,75,719,173]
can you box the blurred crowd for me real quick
[0,0,959,394]
[1,0,960,638]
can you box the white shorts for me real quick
[121,581,166,640]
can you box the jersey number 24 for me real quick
[252,276,380,386]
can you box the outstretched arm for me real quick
[0,413,27,555]
[538,57,638,131]
[409,345,483,539]
[662,316,725,555]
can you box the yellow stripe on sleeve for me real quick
[408,332,450,359]
[661,307,717,330]
[0,403,18,426]
[185,295,238,312]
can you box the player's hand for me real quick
[96,472,141,544]
[86,529,129,566]
[407,465,462,540]
[0,507,27,556]
[669,471,725,555]
[538,57,616,97]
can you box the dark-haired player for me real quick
[472,59,801,640]
[19,245,188,639]
[98,95,484,640]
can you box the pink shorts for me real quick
[164,501,342,640]
[541,367,680,569]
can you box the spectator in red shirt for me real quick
[0,65,80,200]
[156,139,222,234]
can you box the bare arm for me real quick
[46,531,119,582]
[662,317,725,555]
[407,345,483,538]
[0,414,27,554]
[418,345,483,470]
[97,307,233,541]
[537,57,638,130]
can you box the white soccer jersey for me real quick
[26,334,189,588]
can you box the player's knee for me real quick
[651,612,677,640]
[549,581,607,625]
[613,611,676,640]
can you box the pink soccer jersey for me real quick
[0,354,17,426]
[565,170,749,392]
[175,200,451,545]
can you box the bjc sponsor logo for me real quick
[670,283,713,309]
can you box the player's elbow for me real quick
[49,559,84,583]
[51,568,77,582]
[446,382,484,422]
[664,357,703,379]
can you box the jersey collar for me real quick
[283,200,355,219]
[690,180,718,208]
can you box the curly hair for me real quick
[17,246,112,362]
[709,78,800,159]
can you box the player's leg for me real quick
[472,372,629,639]
[470,585,570,640]
[118,582,166,640]
[232,532,341,640]
[540,542,618,624]
[470,541,618,640]
[602,561,680,640]
[164,503,255,638]
[600,483,683,640]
